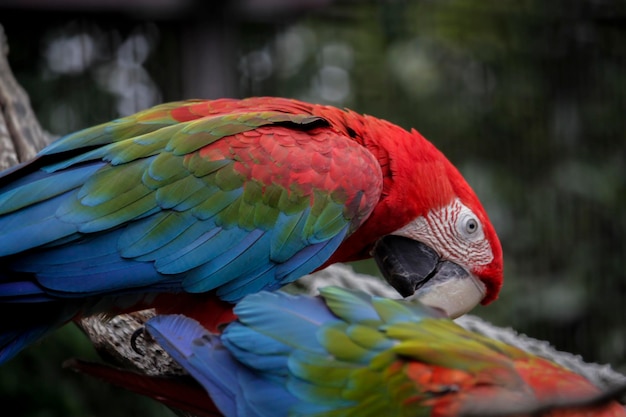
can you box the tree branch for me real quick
[0,25,50,169]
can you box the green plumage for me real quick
[0,97,390,366]
[44,107,351,251]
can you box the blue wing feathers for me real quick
[0,103,365,367]
[146,290,367,416]
[146,314,210,358]
[182,229,268,292]
[215,230,347,302]
[134,222,220,263]
[0,194,79,257]
[155,227,233,274]
[146,314,242,417]
[270,210,310,263]
[0,327,51,364]
[117,211,198,259]
[238,372,298,417]
[215,265,276,301]
[14,229,124,269]
[228,291,337,352]
[0,281,48,301]
[38,261,165,295]
[0,163,102,214]
[147,313,298,417]
[274,227,348,283]
[0,217,77,258]
[317,286,382,324]
[220,326,293,365]
[8,230,174,295]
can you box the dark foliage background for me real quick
[1,1,626,415]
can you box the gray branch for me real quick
[0,25,51,169]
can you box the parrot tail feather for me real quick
[146,314,299,417]
[65,359,223,417]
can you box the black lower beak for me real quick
[372,235,440,297]
[372,235,467,297]
[372,235,486,318]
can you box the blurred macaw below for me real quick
[69,287,626,417]
[0,97,503,363]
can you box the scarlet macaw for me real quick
[0,97,502,363]
[70,287,625,417]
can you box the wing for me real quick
[107,289,625,417]
[220,288,526,416]
[0,100,383,302]
[145,289,429,417]
[146,313,300,417]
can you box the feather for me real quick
[318,286,382,324]
[182,230,269,292]
[228,291,336,350]
[146,314,280,417]
[91,286,624,417]
[0,194,79,256]
[156,226,246,275]
[0,94,506,370]
[270,210,311,263]
[118,211,198,259]
[66,359,222,417]
[0,163,101,214]
[274,227,348,283]
[0,281,48,301]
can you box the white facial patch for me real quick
[392,198,493,268]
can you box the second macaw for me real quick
[0,97,503,363]
[70,287,626,417]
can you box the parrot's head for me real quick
[328,119,503,319]
[371,127,503,318]
[372,195,503,319]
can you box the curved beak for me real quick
[372,235,486,318]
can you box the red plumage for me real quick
[0,96,503,363]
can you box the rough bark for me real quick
[0,25,50,168]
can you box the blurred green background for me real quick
[1,0,626,415]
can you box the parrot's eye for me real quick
[458,211,482,239]
[465,218,478,234]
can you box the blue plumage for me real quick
[146,313,299,417]
[143,288,407,417]
[0,99,379,365]
[0,281,48,301]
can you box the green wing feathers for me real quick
[0,100,383,301]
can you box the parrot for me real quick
[68,286,626,417]
[0,97,503,364]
